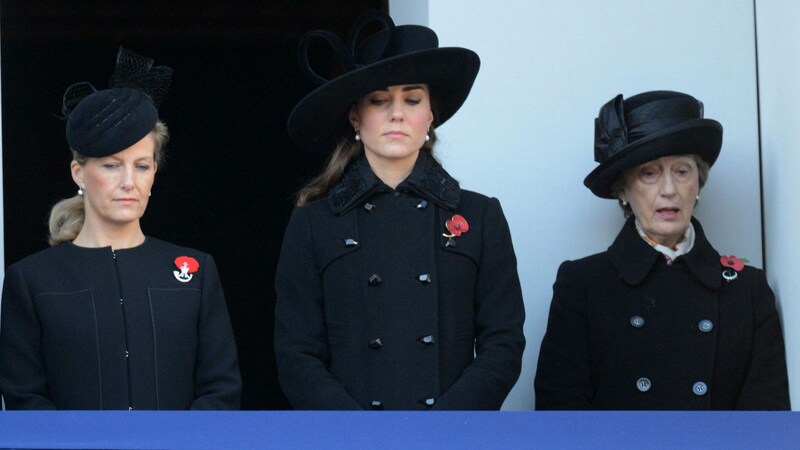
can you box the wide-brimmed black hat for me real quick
[584,90,723,199]
[287,11,480,152]
[63,47,173,157]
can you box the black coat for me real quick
[0,238,241,410]
[275,152,525,410]
[535,217,790,410]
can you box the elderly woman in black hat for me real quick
[0,48,241,410]
[275,12,525,410]
[534,90,790,410]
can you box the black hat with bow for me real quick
[584,90,723,199]
[63,47,173,158]
[287,11,480,152]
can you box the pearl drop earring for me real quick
[78,187,84,196]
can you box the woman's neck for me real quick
[73,220,146,250]
[364,152,419,189]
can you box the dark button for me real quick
[419,335,435,345]
[368,274,382,286]
[420,397,436,407]
[364,203,377,213]
[636,377,652,392]
[416,199,429,210]
[418,273,432,283]
[368,338,383,349]
[393,191,400,197]
[344,238,359,247]
[698,320,714,333]
[692,381,708,396]
[445,238,457,248]
[370,400,383,410]
[630,316,645,328]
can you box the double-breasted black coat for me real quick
[0,238,241,410]
[275,152,525,410]
[535,217,790,410]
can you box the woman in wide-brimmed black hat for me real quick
[535,90,789,410]
[275,11,525,410]
[0,48,241,410]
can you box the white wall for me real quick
[393,1,771,410]
[757,0,800,410]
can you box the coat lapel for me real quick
[608,217,722,290]
[327,152,461,215]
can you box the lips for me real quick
[656,206,679,219]
[383,130,408,138]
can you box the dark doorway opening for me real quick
[2,1,388,409]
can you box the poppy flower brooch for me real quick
[174,256,200,283]
[443,214,469,247]
[720,255,747,282]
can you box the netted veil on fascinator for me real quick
[584,90,723,199]
[63,46,173,157]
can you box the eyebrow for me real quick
[375,85,426,92]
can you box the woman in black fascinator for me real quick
[0,48,241,410]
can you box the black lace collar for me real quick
[327,151,461,214]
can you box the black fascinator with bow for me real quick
[584,90,723,199]
[287,11,480,152]
[63,47,173,158]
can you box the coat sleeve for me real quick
[433,197,526,410]
[274,206,362,410]
[534,259,594,410]
[734,270,790,410]
[0,264,58,409]
[189,255,242,410]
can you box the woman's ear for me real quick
[70,160,84,190]
[348,105,359,129]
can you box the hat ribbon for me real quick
[595,95,704,163]
[297,10,396,87]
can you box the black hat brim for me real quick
[584,118,723,199]
[288,47,479,153]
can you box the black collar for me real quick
[608,216,722,290]
[327,151,461,214]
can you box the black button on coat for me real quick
[0,238,242,410]
[535,217,789,410]
[275,152,525,410]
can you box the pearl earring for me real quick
[696,195,700,201]
[621,200,627,206]
[78,187,84,196]
[354,130,361,141]
[149,192,152,197]
[425,127,431,142]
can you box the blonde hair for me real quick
[48,121,169,245]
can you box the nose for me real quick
[660,173,677,196]
[119,165,135,191]
[389,100,404,121]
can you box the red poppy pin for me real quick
[443,214,469,247]
[174,256,200,283]
[720,255,747,282]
